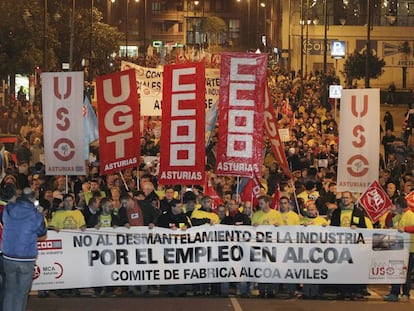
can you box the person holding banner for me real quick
[280,196,301,226]
[159,186,180,213]
[157,202,191,297]
[2,187,46,311]
[253,195,283,298]
[191,195,219,226]
[191,195,219,296]
[330,191,372,299]
[119,194,148,296]
[300,200,328,299]
[384,195,414,302]
[49,194,87,231]
[157,202,192,231]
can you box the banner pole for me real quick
[119,171,130,193]
[291,179,302,216]
[136,167,140,190]
[65,175,68,194]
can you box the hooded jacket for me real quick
[2,198,46,260]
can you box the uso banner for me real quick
[42,72,85,175]
[32,225,409,290]
[264,86,290,177]
[337,89,380,192]
[215,53,267,177]
[158,62,206,185]
[96,69,141,175]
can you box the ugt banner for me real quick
[215,53,267,177]
[96,69,141,175]
[41,72,85,175]
[158,62,206,185]
[32,225,409,290]
[337,89,380,193]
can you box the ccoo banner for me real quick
[215,53,267,177]
[32,225,409,290]
[158,62,206,185]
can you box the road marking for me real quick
[368,288,382,300]
[230,297,243,311]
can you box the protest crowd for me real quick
[1,53,414,307]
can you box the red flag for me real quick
[358,180,392,223]
[204,178,223,211]
[271,182,281,210]
[264,86,291,177]
[240,172,262,207]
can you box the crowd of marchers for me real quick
[1,58,414,308]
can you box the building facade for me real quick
[97,0,414,88]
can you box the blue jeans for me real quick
[391,252,414,297]
[0,254,4,311]
[3,258,35,311]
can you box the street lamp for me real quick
[322,0,328,108]
[260,1,267,50]
[124,0,139,58]
[69,0,76,70]
[365,0,371,88]
[43,0,48,72]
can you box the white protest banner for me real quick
[337,89,380,192]
[32,225,409,290]
[41,72,85,175]
[121,61,220,116]
[121,61,163,116]
[205,68,220,109]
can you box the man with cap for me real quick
[2,187,46,311]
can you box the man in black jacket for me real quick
[157,203,191,230]
[157,202,191,296]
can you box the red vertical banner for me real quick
[96,69,141,175]
[215,53,267,177]
[158,62,206,185]
[264,86,291,177]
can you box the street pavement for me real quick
[26,285,414,311]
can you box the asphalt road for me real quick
[26,285,414,311]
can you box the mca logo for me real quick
[34,262,64,280]
[33,265,41,280]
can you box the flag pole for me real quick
[65,175,69,194]
[291,179,302,216]
[236,176,240,198]
[119,171,130,193]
